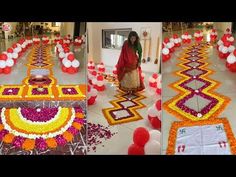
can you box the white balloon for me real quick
[227,54,236,64]
[62,58,68,65]
[149,130,161,142]
[228,45,235,52]
[149,77,156,83]
[90,88,97,97]
[144,140,161,155]
[218,45,224,52]
[72,60,80,68]
[92,78,97,85]
[166,42,172,48]
[96,81,104,87]
[59,52,65,58]
[148,106,158,117]
[170,38,174,42]
[6,59,14,67]
[181,35,185,39]
[162,48,169,55]
[7,53,12,59]
[12,52,18,59]
[188,35,192,39]
[228,36,234,42]
[0,60,6,68]
[178,38,182,43]
[222,46,228,54]
[63,59,72,68]
[217,40,223,45]
[174,39,179,43]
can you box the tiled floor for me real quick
[87,67,159,154]
[162,37,236,154]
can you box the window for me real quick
[102,28,132,49]
[52,22,60,27]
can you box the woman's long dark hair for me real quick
[127,31,140,48]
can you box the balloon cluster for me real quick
[97,62,105,73]
[194,30,203,42]
[54,34,61,44]
[33,35,40,45]
[88,60,95,70]
[56,42,80,74]
[148,99,161,130]
[171,34,182,47]
[156,74,161,95]
[162,37,176,62]
[210,29,218,43]
[0,38,32,74]
[42,35,50,45]
[217,32,235,59]
[87,84,98,105]
[88,70,97,85]
[226,50,236,72]
[93,75,105,92]
[74,35,85,47]
[128,127,161,155]
[181,32,192,44]
[149,73,159,88]
[63,35,71,45]
[112,64,118,76]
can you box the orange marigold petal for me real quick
[76,112,84,119]
[72,122,82,130]
[63,131,74,142]
[22,139,35,151]
[46,138,57,148]
[3,133,15,143]
[0,124,4,131]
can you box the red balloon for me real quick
[233,49,236,56]
[156,88,162,95]
[0,68,2,73]
[3,67,11,74]
[67,54,75,61]
[224,41,231,47]
[173,34,178,38]
[155,100,161,111]
[229,63,236,72]
[128,144,144,155]
[62,65,67,72]
[152,73,158,79]
[88,85,91,92]
[0,54,8,60]
[150,117,161,130]
[12,44,17,48]
[7,48,13,53]
[59,40,63,44]
[164,37,170,44]
[88,96,96,105]
[162,54,171,62]
[62,43,68,48]
[64,47,70,53]
[92,71,97,76]
[97,75,103,81]
[219,52,225,59]
[133,127,150,147]
[67,67,75,74]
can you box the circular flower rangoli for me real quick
[0,107,84,151]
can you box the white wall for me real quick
[87,22,162,73]
[60,22,75,38]
[214,22,232,33]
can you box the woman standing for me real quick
[117,31,145,94]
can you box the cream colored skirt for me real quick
[120,69,140,91]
